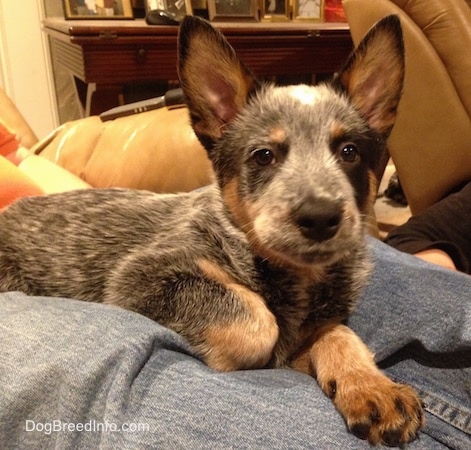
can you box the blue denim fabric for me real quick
[352,239,471,449]
[0,238,469,449]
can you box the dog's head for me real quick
[178,16,404,269]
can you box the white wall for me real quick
[0,0,58,139]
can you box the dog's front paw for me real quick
[329,372,424,446]
[291,324,425,446]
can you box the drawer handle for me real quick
[136,48,147,63]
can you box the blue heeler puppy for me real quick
[0,15,423,446]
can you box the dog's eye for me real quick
[251,148,276,166]
[339,144,359,163]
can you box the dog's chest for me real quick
[240,259,353,366]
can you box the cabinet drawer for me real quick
[82,41,179,83]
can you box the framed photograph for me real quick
[208,0,258,21]
[145,0,193,19]
[293,0,325,22]
[63,0,134,19]
[261,0,290,22]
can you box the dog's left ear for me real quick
[178,16,260,150]
[336,15,405,137]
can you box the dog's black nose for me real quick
[294,197,342,242]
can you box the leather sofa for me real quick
[342,0,471,215]
[0,85,213,209]
[0,87,213,209]
[34,107,213,194]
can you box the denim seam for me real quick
[416,388,471,436]
[387,373,471,436]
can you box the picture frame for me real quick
[144,0,193,19]
[293,0,325,22]
[260,0,290,22]
[62,0,134,19]
[207,0,258,21]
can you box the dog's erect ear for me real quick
[336,15,405,137]
[178,16,259,150]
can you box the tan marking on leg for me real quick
[291,323,424,445]
[197,258,233,285]
[197,259,279,371]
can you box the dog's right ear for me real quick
[178,16,260,150]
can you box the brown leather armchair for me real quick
[342,0,471,215]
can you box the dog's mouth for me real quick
[240,196,363,269]
[296,248,343,265]
[276,241,353,268]
[249,233,354,271]
[250,213,362,270]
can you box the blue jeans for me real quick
[0,239,469,449]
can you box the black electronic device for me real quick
[99,88,185,121]
[145,9,180,26]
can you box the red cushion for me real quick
[0,156,43,210]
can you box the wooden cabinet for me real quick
[43,18,352,117]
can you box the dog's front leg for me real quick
[190,274,280,372]
[291,323,424,446]
[106,252,279,373]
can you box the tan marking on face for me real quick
[367,169,378,207]
[361,169,380,236]
[222,178,256,233]
[197,259,279,371]
[269,126,286,144]
[359,169,377,217]
[330,121,346,142]
[222,178,274,261]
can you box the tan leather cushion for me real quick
[392,0,471,119]
[343,0,471,214]
[35,107,214,194]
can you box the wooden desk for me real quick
[43,18,352,116]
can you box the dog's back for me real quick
[0,187,223,298]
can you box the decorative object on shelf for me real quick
[62,0,134,19]
[260,0,290,22]
[207,0,258,21]
[324,0,347,22]
[191,0,207,9]
[293,0,324,22]
[131,0,147,18]
[145,0,193,19]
